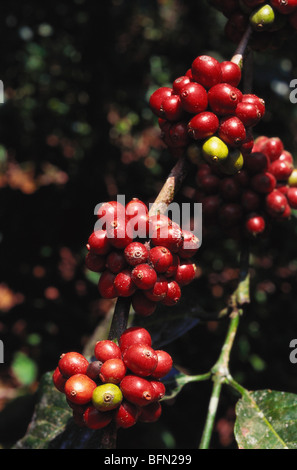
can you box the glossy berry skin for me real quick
[235,102,262,127]
[131,263,157,290]
[87,230,111,256]
[106,218,133,250]
[125,198,149,238]
[94,340,121,363]
[261,137,284,162]
[98,270,118,299]
[53,367,67,392]
[164,254,180,278]
[287,187,297,209]
[188,111,219,140]
[173,75,191,94]
[64,374,97,405]
[265,190,288,216]
[218,116,246,147]
[85,252,106,273]
[96,201,125,229]
[168,121,190,148]
[149,87,173,118]
[58,352,89,378]
[269,160,293,181]
[219,177,241,201]
[150,380,166,401]
[120,375,155,407]
[114,269,136,297]
[114,401,140,429]
[124,242,148,266]
[138,402,162,423]
[245,214,266,236]
[148,246,173,273]
[202,136,229,164]
[123,343,158,377]
[220,61,241,87]
[241,189,261,212]
[83,406,113,430]
[162,280,181,306]
[208,83,242,115]
[151,224,183,253]
[119,327,152,352]
[178,230,200,258]
[92,383,123,412]
[151,350,173,379]
[160,94,184,121]
[270,0,297,14]
[174,261,196,286]
[191,55,222,89]
[99,358,127,384]
[179,82,208,114]
[144,276,168,302]
[244,152,269,174]
[131,291,157,316]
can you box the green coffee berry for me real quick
[202,136,229,165]
[250,4,276,31]
[219,149,244,175]
[92,383,123,412]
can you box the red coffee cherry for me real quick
[244,152,269,174]
[58,352,89,378]
[245,214,266,236]
[123,343,158,377]
[87,230,111,256]
[174,260,196,286]
[144,276,168,302]
[119,327,152,352]
[270,0,297,14]
[235,102,262,127]
[287,187,297,209]
[131,263,157,290]
[251,172,276,193]
[99,358,127,384]
[151,350,173,379]
[114,400,140,429]
[64,374,97,405]
[106,218,133,250]
[96,201,125,229]
[52,367,67,392]
[124,242,148,266]
[269,160,293,181]
[149,87,173,118]
[265,190,288,216]
[188,111,219,140]
[179,82,208,114]
[164,254,180,278]
[241,189,261,212]
[151,224,183,253]
[172,75,191,94]
[106,250,127,273]
[114,268,136,297]
[261,137,284,162]
[219,177,241,201]
[131,291,157,316]
[98,270,118,299]
[160,94,185,121]
[94,340,122,363]
[241,94,265,118]
[120,375,155,407]
[125,198,149,238]
[178,230,200,258]
[85,252,106,273]
[149,379,166,401]
[138,402,162,423]
[148,246,174,273]
[162,280,181,306]
[220,61,241,87]
[83,405,113,430]
[208,83,242,115]
[218,116,246,147]
[168,121,190,148]
[191,55,222,89]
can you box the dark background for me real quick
[0,0,297,449]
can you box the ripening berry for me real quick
[131,291,157,316]
[138,402,162,423]
[98,270,118,299]
[119,327,152,352]
[220,61,241,87]
[179,82,208,114]
[144,276,168,302]
[151,350,173,379]
[92,383,123,412]
[122,343,158,377]
[191,55,222,89]
[64,374,97,405]
[208,83,242,116]
[162,280,181,306]
[120,375,155,407]
[83,406,113,430]
[131,263,157,290]
[124,242,148,266]
[114,268,136,297]
[99,358,127,384]
[58,352,89,378]
[94,340,122,363]
[52,367,67,393]
[114,401,140,429]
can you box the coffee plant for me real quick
[2,0,297,452]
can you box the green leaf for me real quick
[13,372,103,449]
[234,389,297,449]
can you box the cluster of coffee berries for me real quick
[52,327,173,430]
[149,54,265,175]
[85,199,199,317]
[195,135,297,238]
[208,0,297,50]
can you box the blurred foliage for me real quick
[0,0,297,450]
